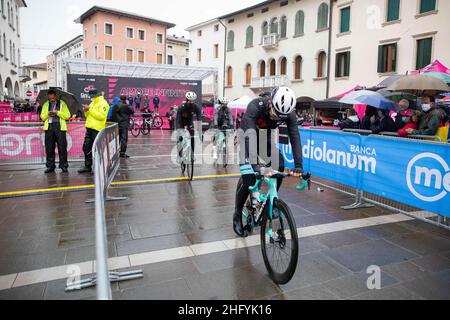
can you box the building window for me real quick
[156,33,163,44]
[340,7,351,33]
[138,30,145,40]
[93,23,97,35]
[378,43,397,73]
[227,31,235,51]
[245,26,253,47]
[167,55,173,65]
[198,30,202,37]
[214,44,219,59]
[32,71,37,79]
[227,66,233,86]
[419,0,436,14]
[259,60,266,77]
[245,64,252,85]
[156,53,163,64]
[269,59,276,76]
[126,27,134,39]
[126,49,133,62]
[105,46,112,61]
[197,48,202,62]
[335,51,351,78]
[280,57,287,75]
[138,50,145,63]
[270,17,278,34]
[294,56,303,80]
[386,0,400,22]
[280,16,287,38]
[295,10,305,36]
[317,51,327,78]
[214,24,219,32]
[416,37,432,69]
[105,23,113,35]
[318,3,329,30]
[94,45,98,60]
[262,21,268,37]
[185,58,189,66]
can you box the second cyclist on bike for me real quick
[176,92,202,162]
[212,97,234,161]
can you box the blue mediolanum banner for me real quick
[281,129,450,217]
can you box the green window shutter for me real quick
[346,52,351,76]
[387,0,400,21]
[335,53,340,77]
[295,11,304,35]
[377,45,384,73]
[416,38,432,69]
[340,7,350,33]
[420,0,436,13]
[281,17,287,38]
[317,3,329,30]
[246,27,253,47]
[392,43,397,72]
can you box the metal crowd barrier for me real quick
[65,123,143,300]
[314,129,449,230]
[0,122,86,165]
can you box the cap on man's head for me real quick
[399,99,410,108]
[88,89,101,98]
[47,89,57,96]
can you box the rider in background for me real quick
[233,87,304,237]
[212,97,234,160]
[176,92,202,157]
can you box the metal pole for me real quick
[93,148,112,300]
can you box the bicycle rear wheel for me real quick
[260,199,299,285]
[186,137,194,181]
[222,143,228,169]
[131,122,141,137]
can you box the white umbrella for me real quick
[339,90,379,105]
[228,96,253,111]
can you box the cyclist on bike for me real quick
[212,97,234,160]
[176,92,202,160]
[233,87,304,237]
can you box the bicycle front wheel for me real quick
[186,138,194,181]
[260,199,299,285]
[141,122,151,135]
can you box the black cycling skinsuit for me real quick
[234,97,303,235]
[176,102,202,130]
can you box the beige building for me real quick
[20,62,47,99]
[166,35,190,66]
[329,0,450,96]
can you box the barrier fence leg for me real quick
[341,189,375,210]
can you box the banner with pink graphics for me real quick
[0,123,86,161]
[67,74,202,118]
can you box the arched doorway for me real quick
[259,60,266,77]
[269,59,276,76]
[4,77,13,98]
[14,81,20,97]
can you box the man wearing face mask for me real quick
[406,96,444,136]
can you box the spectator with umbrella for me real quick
[355,93,398,134]
[405,96,445,136]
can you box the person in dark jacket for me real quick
[112,95,134,158]
[361,106,378,130]
[371,109,396,134]
[153,95,160,114]
[394,99,414,130]
[339,109,360,130]
[406,96,445,136]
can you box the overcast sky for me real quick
[20,0,262,65]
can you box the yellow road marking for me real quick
[0,173,241,198]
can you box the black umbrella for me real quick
[37,88,82,116]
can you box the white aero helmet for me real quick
[271,87,297,115]
[218,97,228,104]
[185,91,197,101]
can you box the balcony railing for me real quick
[250,75,289,89]
[262,34,279,49]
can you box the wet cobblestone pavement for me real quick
[0,132,449,300]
